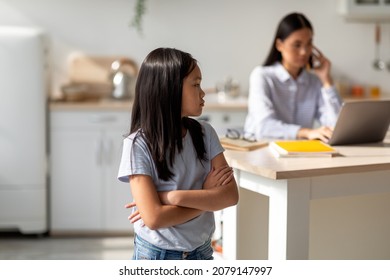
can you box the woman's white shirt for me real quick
[244,62,342,140]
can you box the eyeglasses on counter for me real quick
[225,128,256,143]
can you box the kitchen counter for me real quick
[49,94,248,112]
[224,141,390,180]
[223,136,390,260]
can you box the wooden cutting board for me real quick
[67,52,137,86]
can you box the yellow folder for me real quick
[269,140,338,157]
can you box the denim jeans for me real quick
[133,234,214,260]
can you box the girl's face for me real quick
[276,27,313,72]
[181,64,205,118]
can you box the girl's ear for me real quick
[275,39,283,52]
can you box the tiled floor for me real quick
[0,233,134,260]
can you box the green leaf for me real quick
[130,0,147,34]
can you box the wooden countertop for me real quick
[49,95,248,111]
[225,138,390,180]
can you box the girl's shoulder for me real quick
[123,130,148,149]
[184,117,213,134]
[196,120,220,144]
[197,119,214,134]
[185,119,217,142]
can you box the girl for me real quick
[118,48,239,260]
[244,12,342,142]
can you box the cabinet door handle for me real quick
[103,139,113,165]
[89,115,118,123]
[222,114,230,123]
[95,139,103,166]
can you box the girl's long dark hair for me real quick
[263,12,313,66]
[130,48,206,181]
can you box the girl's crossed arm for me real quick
[159,153,239,212]
[126,154,237,229]
[128,174,204,230]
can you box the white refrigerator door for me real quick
[0,27,47,233]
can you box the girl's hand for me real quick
[203,165,234,189]
[124,201,136,209]
[125,202,143,225]
[158,191,170,205]
[311,46,333,88]
[157,165,234,206]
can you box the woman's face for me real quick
[181,64,205,118]
[276,27,313,71]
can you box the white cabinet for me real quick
[339,0,390,21]
[199,109,247,136]
[50,110,133,233]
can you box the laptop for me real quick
[328,100,390,146]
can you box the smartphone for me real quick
[307,54,322,70]
[310,47,322,69]
[307,55,314,69]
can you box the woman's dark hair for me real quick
[263,12,313,66]
[130,48,206,181]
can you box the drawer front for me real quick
[50,111,131,129]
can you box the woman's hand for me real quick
[311,46,333,88]
[298,126,333,143]
[203,165,234,189]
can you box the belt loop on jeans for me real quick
[182,251,189,259]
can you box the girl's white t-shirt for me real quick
[117,121,224,251]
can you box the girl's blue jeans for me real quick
[133,234,214,260]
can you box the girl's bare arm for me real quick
[159,153,239,211]
[129,175,203,230]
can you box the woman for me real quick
[117,48,239,260]
[244,12,342,142]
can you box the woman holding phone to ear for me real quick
[244,12,342,142]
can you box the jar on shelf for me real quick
[351,85,364,98]
[369,86,381,98]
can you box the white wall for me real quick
[1,0,390,98]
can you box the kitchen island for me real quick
[223,138,390,260]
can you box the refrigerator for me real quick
[0,26,48,234]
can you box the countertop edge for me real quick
[224,144,390,180]
[49,100,248,111]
